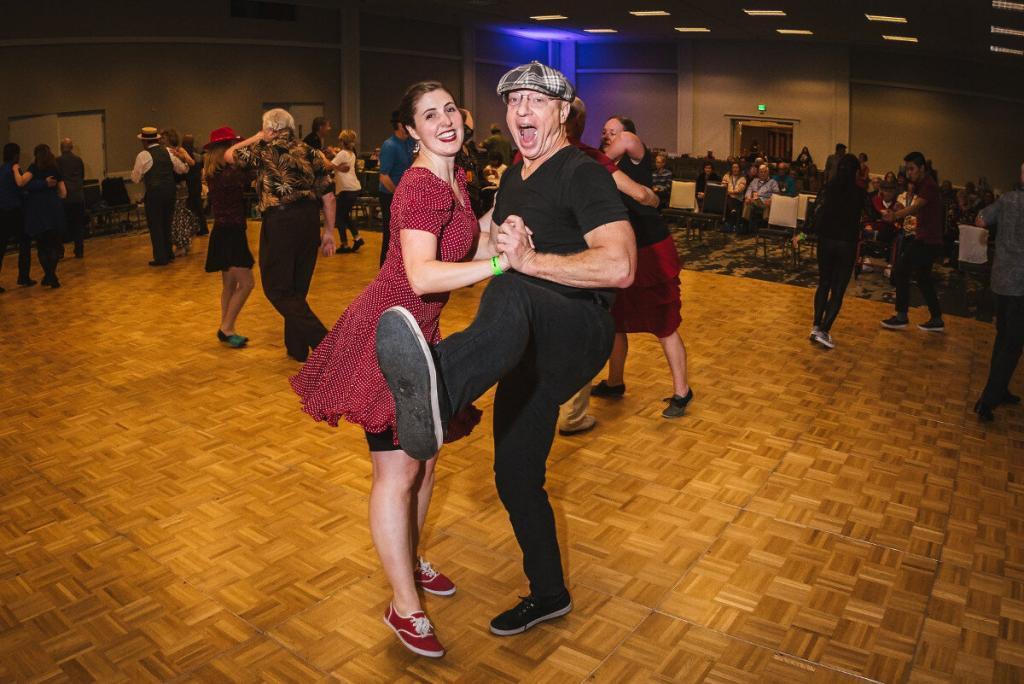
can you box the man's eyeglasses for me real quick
[506,92,554,109]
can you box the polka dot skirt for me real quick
[290,167,483,445]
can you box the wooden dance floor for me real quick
[1,227,1022,683]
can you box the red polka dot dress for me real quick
[290,167,482,444]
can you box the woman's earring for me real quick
[412,141,421,154]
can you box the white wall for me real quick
[687,41,850,163]
[851,83,1024,191]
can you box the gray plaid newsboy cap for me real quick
[496,61,576,102]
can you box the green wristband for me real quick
[490,255,504,276]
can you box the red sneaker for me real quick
[414,558,456,596]
[383,603,445,658]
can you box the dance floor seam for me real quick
[2,227,1022,682]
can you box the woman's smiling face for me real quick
[407,89,463,158]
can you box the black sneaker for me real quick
[592,380,626,398]
[974,400,994,423]
[376,306,444,461]
[351,237,365,252]
[335,245,353,254]
[490,592,573,636]
[662,388,694,418]
[17,278,36,287]
[918,318,945,333]
[880,315,908,330]
[1002,392,1021,406]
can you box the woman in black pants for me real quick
[800,153,866,349]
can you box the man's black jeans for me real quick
[259,201,328,360]
[894,237,943,319]
[981,294,1024,407]
[0,207,32,281]
[436,274,615,598]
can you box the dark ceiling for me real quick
[378,0,1019,67]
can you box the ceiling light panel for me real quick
[992,25,1024,37]
[777,29,813,35]
[882,34,919,42]
[993,1,1024,11]
[583,28,618,33]
[991,44,1024,54]
[745,9,787,16]
[865,14,907,23]
[629,10,670,16]
[530,15,567,21]
[675,27,711,32]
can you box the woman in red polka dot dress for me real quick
[291,82,510,658]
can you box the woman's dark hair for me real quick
[33,144,58,172]
[827,153,861,191]
[161,128,180,147]
[397,81,452,133]
[2,142,19,164]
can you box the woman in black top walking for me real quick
[801,153,866,349]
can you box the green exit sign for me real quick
[757,104,767,112]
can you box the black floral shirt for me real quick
[233,130,331,211]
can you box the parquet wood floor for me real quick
[1,227,1022,683]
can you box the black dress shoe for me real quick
[1002,392,1021,406]
[974,400,995,423]
[149,260,169,267]
[351,237,365,252]
[17,278,37,287]
[0,285,5,293]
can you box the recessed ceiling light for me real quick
[675,27,711,32]
[865,14,907,23]
[583,28,618,33]
[629,10,670,16]
[777,29,813,35]
[993,0,1024,10]
[882,34,919,42]
[745,9,787,16]
[992,25,1024,37]
[991,44,1024,54]
[530,14,568,21]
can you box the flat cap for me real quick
[496,61,576,102]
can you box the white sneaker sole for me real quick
[419,583,457,597]
[489,601,573,636]
[382,616,445,658]
[918,325,945,333]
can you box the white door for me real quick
[8,114,59,161]
[58,112,106,180]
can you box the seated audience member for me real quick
[705,150,715,160]
[742,163,779,231]
[940,179,955,200]
[723,161,747,231]
[795,146,813,173]
[884,171,897,185]
[865,181,903,247]
[481,150,506,188]
[652,153,673,207]
[695,161,720,202]
[867,176,880,200]
[896,172,908,195]
[773,162,797,197]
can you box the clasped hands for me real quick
[494,214,535,273]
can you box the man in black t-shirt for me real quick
[376,61,635,637]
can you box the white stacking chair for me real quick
[797,193,815,224]
[756,194,800,266]
[667,181,696,212]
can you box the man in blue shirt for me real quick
[378,110,415,265]
[773,162,798,197]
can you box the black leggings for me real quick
[814,237,856,332]
[334,190,360,243]
[436,275,615,598]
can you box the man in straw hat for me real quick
[131,126,188,266]
[375,61,636,635]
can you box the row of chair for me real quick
[662,180,818,267]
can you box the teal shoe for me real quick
[226,334,247,348]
